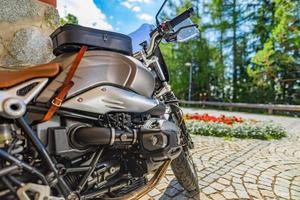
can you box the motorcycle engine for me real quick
[36,113,182,190]
[66,116,182,176]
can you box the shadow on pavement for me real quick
[159,178,200,200]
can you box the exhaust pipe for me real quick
[69,126,137,148]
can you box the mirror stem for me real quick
[156,0,168,27]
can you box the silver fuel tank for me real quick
[37,50,156,103]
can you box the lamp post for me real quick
[185,62,192,101]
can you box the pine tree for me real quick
[251,0,300,103]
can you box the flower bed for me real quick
[185,114,286,140]
[185,113,243,125]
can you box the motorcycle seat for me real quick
[0,63,60,89]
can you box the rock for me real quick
[0,42,4,56]
[0,0,43,23]
[44,6,60,29]
[8,27,54,66]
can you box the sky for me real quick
[57,0,165,34]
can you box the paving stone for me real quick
[244,183,258,190]
[244,173,258,180]
[210,193,226,200]
[231,168,245,175]
[148,188,161,197]
[258,184,272,190]
[243,177,257,184]
[210,182,226,191]
[202,186,217,195]
[247,168,261,176]
[232,183,245,191]
[142,109,300,200]
[163,187,180,197]
[260,189,276,198]
[153,193,164,200]
[236,189,250,199]
[222,191,238,199]
[139,195,151,200]
[236,164,250,171]
[223,186,235,192]
[291,184,300,191]
[291,190,300,199]
[181,190,199,198]
[169,195,189,200]
[258,179,272,187]
[232,177,242,184]
[274,188,290,199]
[230,173,242,178]
[247,189,262,199]
[157,194,171,200]
[275,177,291,185]
[199,193,211,200]
[217,178,231,186]
[156,182,169,191]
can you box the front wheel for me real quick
[171,147,199,192]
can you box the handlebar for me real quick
[144,7,195,58]
[168,7,194,28]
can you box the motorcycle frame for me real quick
[0,117,71,198]
[1,100,175,199]
[0,115,125,199]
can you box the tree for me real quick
[161,0,216,100]
[60,13,79,25]
[250,0,300,103]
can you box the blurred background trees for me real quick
[160,0,300,104]
[60,13,78,25]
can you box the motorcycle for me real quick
[0,1,200,199]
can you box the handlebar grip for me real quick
[169,7,194,28]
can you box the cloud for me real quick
[57,0,113,31]
[138,13,154,23]
[121,2,141,12]
[127,0,152,3]
[132,6,141,12]
[120,0,154,23]
[121,1,133,9]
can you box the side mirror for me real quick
[155,0,168,27]
[173,19,199,42]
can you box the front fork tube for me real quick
[169,104,194,149]
[159,87,194,149]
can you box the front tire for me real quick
[171,147,199,192]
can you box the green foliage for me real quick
[160,0,223,100]
[60,13,79,25]
[186,120,287,140]
[160,0,300,104]
[250,0,300,104]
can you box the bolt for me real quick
[151,135,158,146]
[120,133,128,142]
[109,167,116,174]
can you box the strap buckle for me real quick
[51,97,63,107]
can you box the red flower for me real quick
[185,113,244,125]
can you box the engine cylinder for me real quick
[69,126,137,148]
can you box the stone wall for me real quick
[0,0,59,67]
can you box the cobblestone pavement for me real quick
[142,109,300,200]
